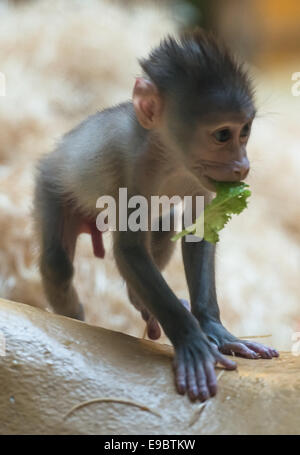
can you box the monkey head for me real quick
[133,28,255,192]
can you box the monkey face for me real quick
[186,110,254,192]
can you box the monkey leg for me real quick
[128,286,190,341]
[127,286,161,340]
[40,245,84,321]
[35,186,84,321]
[114,227,236,402]
[182,239,279,359]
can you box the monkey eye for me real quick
[240,122,251,138]
[213,128,231,143]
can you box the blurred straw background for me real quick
[0,0,299,351]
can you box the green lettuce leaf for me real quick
[171,181,251,244]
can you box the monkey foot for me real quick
[75,303,85,321]
[54,302,85,321]
[140,309,161,340]
[146,317,161,340]
[141,299,190,341]
[67,303,85,321]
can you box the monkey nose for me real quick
[233,160,250,180]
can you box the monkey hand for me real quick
[172,320,236,402]
[201,318,279,360]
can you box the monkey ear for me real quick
[132,77,163,129]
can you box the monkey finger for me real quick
[204,361,217,397]
[186,353,200,401]
[208,339,219,351]
[194,360,210,402]
[214,351,237,369]
[271,349,280,357]
[173,351,187,395]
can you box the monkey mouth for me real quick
[200,175,218,192]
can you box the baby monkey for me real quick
[34,29,278,402]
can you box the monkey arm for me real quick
[114,230,199,339]
[181,238,224,344]
[113,229,236,401]
[181,238,220,318]
[181,238,279,359]
[181,236,244,351]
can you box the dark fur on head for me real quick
[139,28,255,119]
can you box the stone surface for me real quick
[0,298,299,435]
